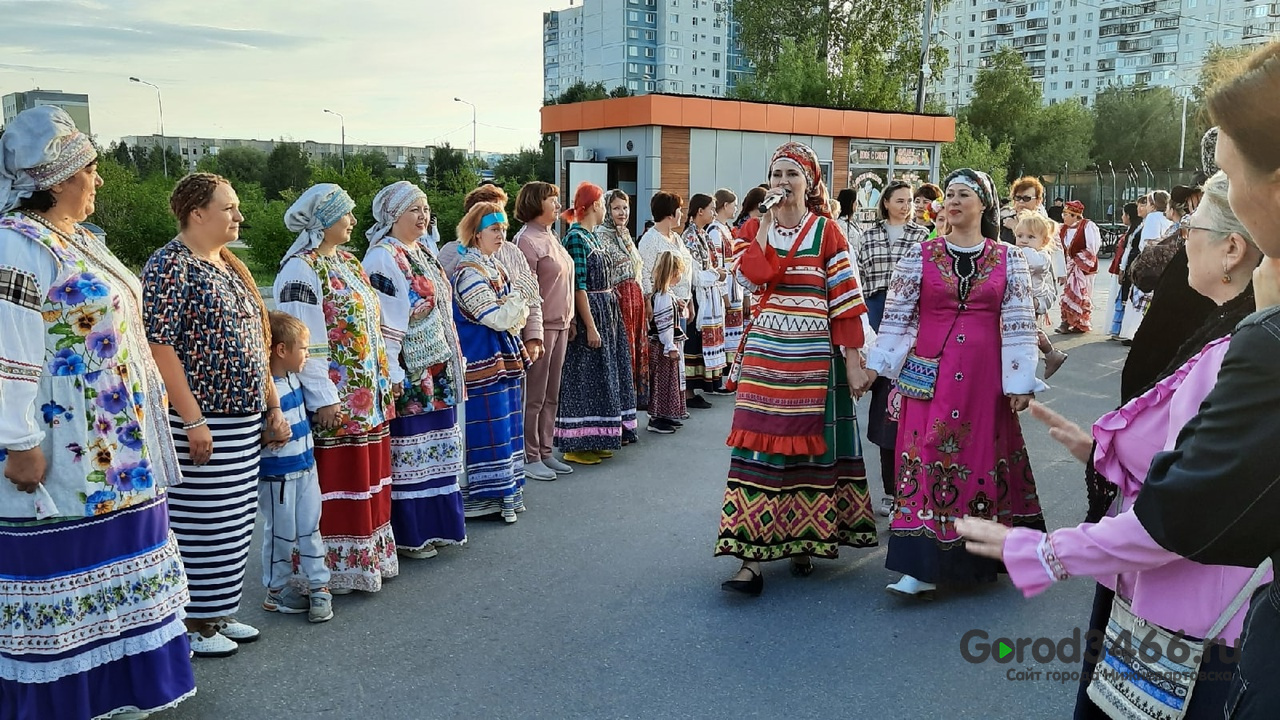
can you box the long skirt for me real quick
[389,410,467,551]
[684,294,726,392]
[458,330,527,519]
[616,279,650,411]
[724,299,744,364]
[310,426,398,594]
[716,356,877,560]
[886,359,1046,585]
[0,497,196,720]
[1119,290,1145,340]
[555,290,637,452]
[167,412,262,620]
[648,338,687,421]
[1060,265,1095,332]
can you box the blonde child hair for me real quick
[652,251,685,295]
[1015,211,1057,251]
[268,311,309,352]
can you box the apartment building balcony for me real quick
[1097,58,1116,71]
[981,40,997,52]
[1272,3,1280,17]
[1245,23,1273,39]
[996,23,1014,34]
[1154,17,1178,29]
[1029,66,1045,78]
[1119,39,1153,52]
[1152,51,1177,64]
[1027,18,1048,29]
[1013,33,1047,48]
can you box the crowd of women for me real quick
[4,40,1280,720]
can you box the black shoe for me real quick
[721,566,763,596]
[687,395,713,409]
[622,429,638,444]
[790,556,814,577]
[667,418,684,427]
[647,420,675,435]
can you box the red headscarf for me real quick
[1059,200,1091,258]
[769,142,830,217]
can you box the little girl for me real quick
[1015,212,1069,379]
[647,252,688,434]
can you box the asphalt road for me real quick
[164,303,1126,720]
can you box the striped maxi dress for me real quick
[452,250,530,519]
[716,213,878,560]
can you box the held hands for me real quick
[265,407,290,450]
[846,363,872,400]
[955,517,1011,561]
[314,404,342,431]
[1008,394,1033,413]
[1029,401,1092,463]
[526,338,545,363]
[4,447,46,493]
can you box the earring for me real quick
[1222,259,1232,284]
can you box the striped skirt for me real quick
[716,356,877,561]
[167,412,262,620]
[0,497,196,720]
[311,425,398,594]
[460,371,526,519]
[389,409,467,551]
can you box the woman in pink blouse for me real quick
[958,171,1263,720]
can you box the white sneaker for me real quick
[212,619,259,643]
[188,630,238,658]
[398,545,439,559]
[886,575,937,598]
[501,508,518,524]
[524,460,557,481]
[542,456,574,475]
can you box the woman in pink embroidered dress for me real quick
[958,171,1264,720]
[865,168,1046,598]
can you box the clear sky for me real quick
[0,0,552,153]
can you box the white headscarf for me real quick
[366,181,428,247]
[0,106,97,212]
[281,183,356,267]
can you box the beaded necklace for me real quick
[945,241,985,303]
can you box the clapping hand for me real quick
[956,516,1010,561]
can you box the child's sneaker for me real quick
[308,588,334,624]
[263,587,308,615]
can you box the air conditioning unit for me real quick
[562,146,596,162]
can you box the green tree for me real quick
[731,0,945,111]
[262,142,312,200]
[609,85,633,98]
[1091,84,1187,170]
[424,143,475,194]
[91,155,179,268]
[964,47,1042,150]
[109,141,133,170]
[546,81,611,105]
[494,146,546,187]
[941,119,1011,186]
[1018,100,1095,175]
[209,146,269,187]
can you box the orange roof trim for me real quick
[541,95,955,143]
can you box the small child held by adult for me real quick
[647,252,688,434]
[259,311,334,623]
[1014,211,1069,379]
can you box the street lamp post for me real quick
[323,109,345,172]
[129,76,167,177]
[454,97,477,158]
[938,30,964,113]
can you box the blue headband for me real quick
[479,212,507,231]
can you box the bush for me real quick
[92,156,180,268]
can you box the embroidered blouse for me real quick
[594,222,643,289]
[142,238,269,415]
[274,249,395,438]
[453,250,529,333]
[0,212,183,520]
[637,227,694,300]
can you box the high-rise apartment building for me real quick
[929,0,1272,110]
[543,0,752,101]
[3,90,92,135]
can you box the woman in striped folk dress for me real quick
[716,142,875,596]
[143,173,292,657]
[275,183,399,593]
[451,202,530,522]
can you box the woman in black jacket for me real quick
[1129,41,1280,718]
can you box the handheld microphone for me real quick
[760,189,791,212]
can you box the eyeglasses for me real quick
[1013,194,1038,203]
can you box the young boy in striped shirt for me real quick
[259,312,333,623]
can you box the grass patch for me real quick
[229,245,276,289]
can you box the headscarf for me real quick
[1201,127,1220,175]
[1059,200,1091,256]
[1064,199,1086,215]
[281,183,356,267]
[0,106,97,212]
[769,142,830,217]
[943,168,1001,240]
[366,180,428,246]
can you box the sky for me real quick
[0,0,554,153]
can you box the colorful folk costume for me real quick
[275,184,399,592]
[364,182,468,553]
[452,240,530,523]
[682,222,727,390]
[647,288,687,423]
[716,142,877,561]
[1058,200,1101,333]
[869,232,1048,585]
[709,219,745,364]
[596,220,650,414]
[554,223,638,453]
[0,107,195,719]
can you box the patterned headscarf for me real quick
[769,141,830,217]
[1201,127,1220,175]
[0,106,97,212]
[281,183,356,267]
[943,168,1001,239]
[366,180,428,246]
[1064,199,1086,215]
